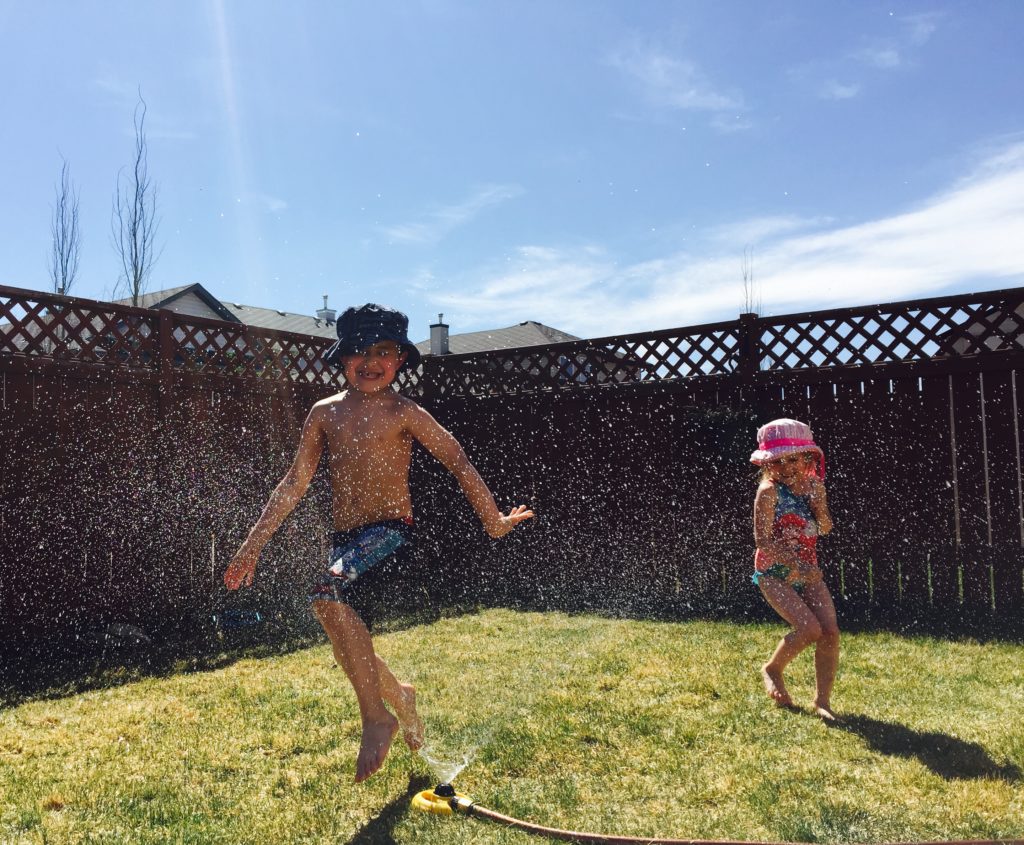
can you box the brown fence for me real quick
[412,287,1024,624]
[2,283,1024,657]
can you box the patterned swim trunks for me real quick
[308,518,414,626]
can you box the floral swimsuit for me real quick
[752,481,819,589]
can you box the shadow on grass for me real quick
[0,603,478,710]
[828,713,1021,781]
[0,620,321,709]
[349,774,431,845]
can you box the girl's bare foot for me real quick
[394,683,424,751]
[355,713,400,783]
[812,699,837,721]
[761,664,794,707]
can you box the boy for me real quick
[224,303,534,782]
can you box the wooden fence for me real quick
[2,283,1023,657]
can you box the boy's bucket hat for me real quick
[750,418,825,478]
[323,303,422,372]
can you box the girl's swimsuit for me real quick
[752,481,819,588]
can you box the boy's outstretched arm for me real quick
[404,403,534,538]
[224,405,326,589]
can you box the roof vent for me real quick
[316,293,337,325]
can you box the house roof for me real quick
[5,282,578,353]
[115,283,339,339]
[138,288,578,351]
[414,321,580,355]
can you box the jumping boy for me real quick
[224,303,534,782]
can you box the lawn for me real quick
[2,608,1022,844]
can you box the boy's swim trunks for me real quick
[308,518,414,627]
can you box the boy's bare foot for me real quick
[812,700,837,721]
[394,683,424,751]
[761,664,794,707]
[355,713,399,783]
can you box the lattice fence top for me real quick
[756,293,1024,371]
[0,286,363,390]
[4,284,1024,397]
[0,290,161,369]
[414,288,1024,398]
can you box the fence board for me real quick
[978,369,1024,612]
[889,376,934,608]
[950,372,994,614]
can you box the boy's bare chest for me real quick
[323,405,409,459]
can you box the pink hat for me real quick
[750,418,825,478]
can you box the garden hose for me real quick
[412,782,1021,845]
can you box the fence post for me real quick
[158,308,175,419]
[737,312,759,382]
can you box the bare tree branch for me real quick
[49,156,81,295]
[112,93,162,306]
[740,244,761,316]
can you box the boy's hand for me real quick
[224,548,258,590]
[487,505,535,539]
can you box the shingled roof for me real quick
[414,320,580,355]
[36,283,577,352]
[115,283,338,338]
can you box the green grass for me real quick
[2,609,1023,844]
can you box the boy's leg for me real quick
[802,580,840,719]
[312,599,398,782]
[374,655,424,750]
[758,578,824,707]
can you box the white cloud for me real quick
[852,12,943,72]
[382,184,524,245]
[706,215,833,247]
[248,192,288,214]
[903,12,942,46]
[608,39,746,130]
[855,46,902,69]
[434,141,1024,336]
[818,80,861,100]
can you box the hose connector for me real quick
[411,783,473,816]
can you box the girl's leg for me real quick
[312,599,399,782]
[801,580,840,718]
[758,577,825,707]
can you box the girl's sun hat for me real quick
[750,418,825,478]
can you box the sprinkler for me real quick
[411,783,1015,845]
[410,782,474,816]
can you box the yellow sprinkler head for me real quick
[411,782,469,815]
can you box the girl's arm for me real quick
[809,478,832,535]
[403,402,534,538]
[224,404,326,588]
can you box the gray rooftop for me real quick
[111,285,580,352]
[415,321,580,355]
[115,284,338,339]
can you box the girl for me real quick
[750,418,838,719]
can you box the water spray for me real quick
[411,782,1018,845]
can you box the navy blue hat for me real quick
[323,303,421,372]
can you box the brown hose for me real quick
[459,801,1021,845]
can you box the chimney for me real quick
[316,293,336,325]
[430,313,449,355]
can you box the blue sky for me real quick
[2,1,1023,341]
